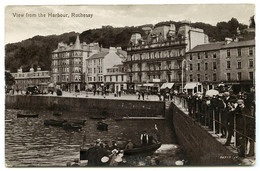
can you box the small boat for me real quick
[63,122,82,131]
[124,142,161,155]
[90,115,106,120]
[97,122,108,131]
[68,120,86,125]
[44,119,66,127]
[17,114,39,118]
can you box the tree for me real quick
[5,71,15,87]
[228,18,239,35]
[249,15,255,28]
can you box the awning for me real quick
[48,83,55,87]
[160,83,174,89]
[143,83,154,87]
[184,82,199,89]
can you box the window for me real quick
[213,62,217,70]
[227,61,231,69]
[249,72,253,80]
[94,68,96,73]
[198,53,201,59]
[205,74,208,81]
[139,75,142,82]
[213,52,217,58]
[116,75,118,82]
[237,72,242,80]
[213,73,217,81]
[99,76,103,82]
[110,76,112,82]
[158,63,161,70]
[190,64,193,71]
[205,52,208,58]
[249,59,254,68]
[249,47,253,56]
[121,75,124,82]
[237,48,241,56]
[167,62,171,70]
[168,74,171,82]
[189,74,193,82]
[197,63,200,71]
[205,62,208,70]
[197,74,200,82]
[237,61,241,69]
[190,54,192,60]
[227,49,230,57]
[227,73,231,81]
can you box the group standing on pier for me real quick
[184,89,255,158]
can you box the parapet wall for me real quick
[5,95,165,117]
[170,102,239,165]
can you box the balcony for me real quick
[127,39,186,52]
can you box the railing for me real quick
[172,95,255,158]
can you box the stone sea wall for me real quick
[5,95,165,117]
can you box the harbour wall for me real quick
[169,102,239,165]
[5,95,165,117]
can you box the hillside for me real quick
[5,17,254,73]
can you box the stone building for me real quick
[125,22,208,93]
[85,47,126,92]
[185,39,255,94]
[185,42,224,92]
[11,67,51,92]
[219,39,255,93]
[104,64,127,93]
[51,34,100,91]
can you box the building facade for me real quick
[125,23,208,93]
[185,39,255,94]
[104,64,127,93]
[11,67,51,91]
[185,42,224,92]
[219,40,255,93]
[51,34,101,92]
[86,47,126,92]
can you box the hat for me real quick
[237,99,244,105]
[112,149,118,154]
[101,156,109,163]
[224,92,230,96]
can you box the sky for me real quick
[5,4,255,44]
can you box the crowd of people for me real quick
[184,90,255,158]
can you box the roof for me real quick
[187,42,224,53]
[116,49,127,58]
[221,40,255,49]
[188,39,255,53]
[88,52,109,59]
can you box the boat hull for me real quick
[124,143,161,155]
[17,114,39,118]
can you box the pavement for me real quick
[13,91,164,102]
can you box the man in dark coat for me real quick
[234,99,248,157]
[140,131,149,145]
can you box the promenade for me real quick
[14,91,163,101]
